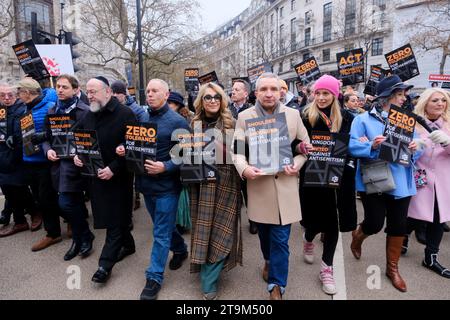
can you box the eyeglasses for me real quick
[0,93,14,98]
[203,94,222,103]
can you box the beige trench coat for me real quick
[233,105,310,225]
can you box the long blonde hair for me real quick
[414,88,450,122]
[192,83,234,130]
[304,97,343,133]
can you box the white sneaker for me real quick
[303,234,315,264]
[319,261,337,295]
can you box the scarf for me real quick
[56,96,78,114]
[255,100,281,117]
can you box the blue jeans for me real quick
[256,223,291,294]
[144,193,187,284]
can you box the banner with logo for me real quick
[184,68,200,93]
[47,114,76,158]
[178,128,217,183]
[247,63,273,86]
[20,111,40,156]
[198,71,219,86]
[0,106,6,143]
[429,74,450,89]
[125,122,157,174]
[12,40,49,80]
[35,44,75,76]
[303,131,349,188]
[245,113,293,175]
[379,105,416,166]
[294,56,321,86]
[385,44,420,81]
[336,48,365,86]
[74,129,104,176]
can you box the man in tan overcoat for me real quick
[233,73,309,300]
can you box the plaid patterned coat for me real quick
[189,118,242,273]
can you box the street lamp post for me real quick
[59,0,65,44]
[136,0,145,105]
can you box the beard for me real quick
[89,101,104,113]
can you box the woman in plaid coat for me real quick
[188,83,242,300]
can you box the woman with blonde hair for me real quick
[188,82,242,300]
[297,75,357,295]
[405,88,450,278]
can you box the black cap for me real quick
[94,76,110,87]
[111,80,127,95]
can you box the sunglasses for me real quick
[203,94,222,103]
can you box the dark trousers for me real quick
[99,225,135,271]
[0,185,30,224]
[59,192,91,244]
[407,197,444,255]
[360,193,411,236]
[24,162,62,238]
[0,186,12,215]
[305,227,339,266]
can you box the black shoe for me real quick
[0,211,11,225]
[64,241,81,261]
[443,223,450,233]
[140,279,161,300]
[169,251,188,270]
[423,254,450,279]
[79,232,95,258]
[249,220,258,235]
[91,267,111,283]
[401,236,409,255]
[415,228,426,245]
[116,246,136,262]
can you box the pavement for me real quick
[0,195,449,300]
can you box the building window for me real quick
[280,7,284,18]
[372,37,383,56]
[373,0,386,10]
[303,53,310,61]
[323,49,330,62]
[291,0,296,11]
[345,0,356,36]
[279,61,283,73]
[291,18,297,51]
[304,27,311,46]
[345,43,354,51]
[290,58,295,68]
[279,24,285,52]
[270,30,274,52]
[323,3,332,42]
[15,0,55,43]
[271,13,274,26]
[305,10,312,25]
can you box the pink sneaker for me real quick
[303,234,315,264]
[319,261,337,295]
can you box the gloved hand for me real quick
[413,138,427,151]
[429,130,450,147]
[5,136,14,149]
[31,132,47,145]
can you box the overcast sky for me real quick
[197,0,252,32]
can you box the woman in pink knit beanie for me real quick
[297,74,357,296]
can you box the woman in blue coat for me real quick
[348,75,421,293]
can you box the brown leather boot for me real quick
[386,236,407,292]
[350,226,368,259]
[269,285,282,300]
[262,261,269,283]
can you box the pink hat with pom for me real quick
[313,75,341,98]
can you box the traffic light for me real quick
[31,12,51,44]
[64,31,81,72]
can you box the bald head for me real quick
[146,79,170,109]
